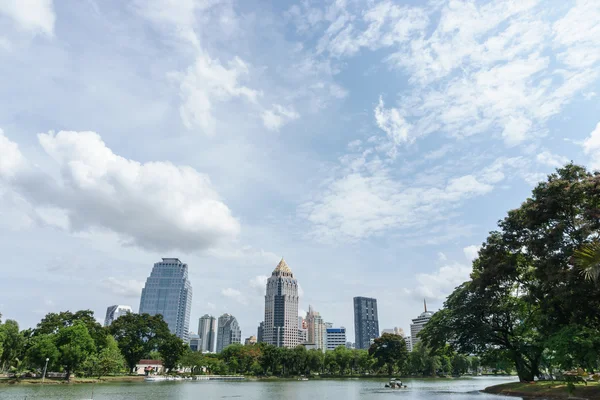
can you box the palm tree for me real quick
[573,240,600,282]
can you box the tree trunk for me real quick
[513,354,536,382]
[65,369,71,381]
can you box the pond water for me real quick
[0,376,520,400]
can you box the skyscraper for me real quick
[104,305,132,327]
[410,299,434,350]
[263,258,299,348]
[257,321,264,343]
[216,313,241,353]
[306,305,326,351]
[139,258,193,341]
[198,314,217,353]
[353,296,379,350]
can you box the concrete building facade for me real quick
[263,258,299,348]
[198,314,217,353]
[104,305,132,327]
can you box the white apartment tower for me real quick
[263,258,299,348]
[306,305,326,351]
[410,299,434,350]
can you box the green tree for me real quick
[451,354,470,376]
[35,310,107,351]
[180,350,204,375]
[0,320,25,371]
[95,336,126,377]
[55,321,95,380]
[368,333,409,376]
[159,334,186,372]
[422,165,600,381]
[546,325,600,373]
[109,313,171,372]
[25,334,59,370]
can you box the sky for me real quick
[0,0,599,342]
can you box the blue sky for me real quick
[0,0,599,341]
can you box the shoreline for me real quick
[483,381,600,400]
[0,376,145,385]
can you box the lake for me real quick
[0,376,520,399]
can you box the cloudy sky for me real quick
[0,0,599,341]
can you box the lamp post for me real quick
[42,358,50,383]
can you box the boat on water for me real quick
[384,378,407,389]
[298,377,309,381]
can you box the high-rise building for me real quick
[345,342,355,349]
[245,336,257,345]
[405,336,413,352]
[263,258,299,348]
[139,258,193,341]
[353,296,379,350]
[216,313,241,353]
[104,305,132,327]
[382,327,405,337]
[189,334,201,352]
[257,321,264,343]
[326,327,346,351]
[410,299,434,350]
[306,305,326,351]
[198,314,217,353]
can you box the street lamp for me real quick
[42,358,50,383]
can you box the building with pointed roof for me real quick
[263,258,299,348]
[409,299,434,351]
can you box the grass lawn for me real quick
[484,381,600,399]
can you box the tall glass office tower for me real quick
[353,296,379,350]
[139,258,193,341]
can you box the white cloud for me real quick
[0,130,240,252]
[536,151,569,168]
[249,275,268,295]
[414,262,472,300]
[552,0,600,69]
[437,252,447,262]
[300,155,508,242]
[261,104,300,131]
[174,53,261,135]
[222,287,246,304]
[101,277,144,298]
[583,122,600,170]
[0,0,55,36]
[374,96,413,148]
[0,130,25,178]
[463,245,480,262]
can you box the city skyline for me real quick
[2,0,598,345]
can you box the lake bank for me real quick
[483,381,600,399]
[0,375,145,385]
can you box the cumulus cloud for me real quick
[0,130,240,252]
[174,53,261,135]
[414,262,472,300]
[463,245,481,262]
[0,0,55,36]
[0,130,25,178]
[583,122,600,170]
[101,277,144,298]
[262,104,300,131]
[222,287,246,304]
[249,275,268,295]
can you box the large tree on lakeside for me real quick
[109,313,172,371]
[55,321,95,380]
[34,310,107,351]
[369,333,409,376]
[420,164,600,382]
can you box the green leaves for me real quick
[573,240,600,282]
[368,333,409,376]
